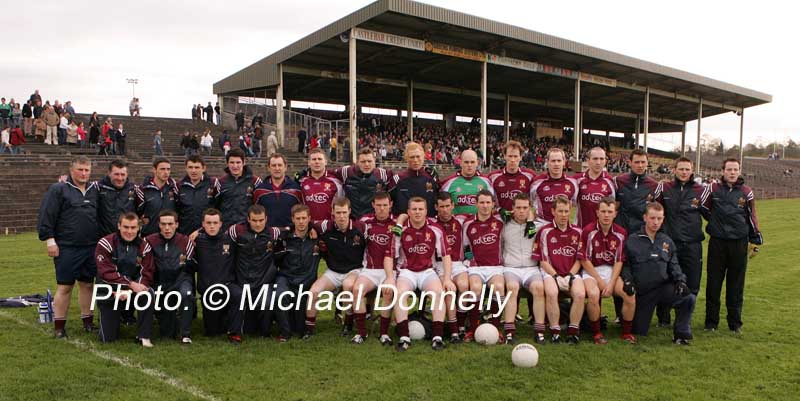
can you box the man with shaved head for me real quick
[439,149,494,216]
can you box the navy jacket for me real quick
[145,232,195,288]
[388,167,438,216]
[335,165,391,219]
[275,230,320,287]
[214,166,261,229]
[191,230,236,295]
[227,223,282,288]
[655,176,706,243]
[177,174,216,235]
[614,172,658,234]
[253,176,302,228]
[97,176,136,237]
[38,177,100,247]
[136,176,178,237]
[623,229,686,294]
[701,177,763,244]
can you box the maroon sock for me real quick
[380,316,391,336]
[568,324,580,336]
[534,322,546,335]
[491,316,501,328]
[354,312,367,337]
[469,304,481,331]
[432,321,444,339]
[590,319,602,335]
[504,322,516,336]
[305,316,316,334]
[622,319,633,336]
[54,318,66,331]
[550,326,561,336]
[397,320,409,339]
[81,314,93,327]
[456,309,467,330]
[447,319,458,336]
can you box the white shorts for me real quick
[358,268,393,287]
[434,261,467,278]
[504,267,543,288]
[468,266,505,283]
[322,269,360,290]
[397,268,440,290]
[581,265,613,285]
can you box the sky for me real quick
[5,0,798,151]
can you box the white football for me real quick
[474,323,499,345]
[408,320,426,340]
[512,343,539,368]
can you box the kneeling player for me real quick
[393,197,456,351]
[502,194,544,344]
[95,212,156,347]
[432,192,469,342]
[579,197,636,344]
[351,192,397,345]
[462,190,506,344]
[533,195,585,344]
[304,197,366,338]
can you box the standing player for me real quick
[533,195,585,344]
[350,192,396,345]
[274,205,321,340]
[136,157,178,237]
[488,140,536,215]
[462,190,506,343]
[303,197,366,338]
[439,149,493,216]
[254,153,302,228]
[192,208,244,343]
[614,149,657,234]
[334,147,391,219]
[575,147,616,227]
[94,212,155,346]
[623,202,695,344]
[177,155,216,235]
[227,205,283,338]
[299,148,344,222]
[38,156,100,337]
[97,159,137,237]
[501,193,542,344]
[145,210,196,343]
[388,142,438,216]
[530,148,579,229]
[579,197,636,344]
[653,156,705,326]
[393,197,456,351]
[701,158,763,334]
[215,149,262,229]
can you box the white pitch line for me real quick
[0,310,221,401]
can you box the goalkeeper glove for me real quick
[524,221,537,239]
[622,279,636,296]
[674,281,690,297]
[500,209,512,222]
[391,224,404,237]
[748,243,760,259]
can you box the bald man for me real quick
[440,149,494,216]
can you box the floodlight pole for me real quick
[696,98,703,172]
[643,87,650,154]
[738,109,745,169]
[126,78,138,98]
[480,61,487,164]
[349,30,357,164]
[407,80,414,142]
[504,93,510,143]
[574,80,581,161]
[277,64,285,148]
[635,117,640,148]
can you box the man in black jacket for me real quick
[227,205,283,337]
[37,156,100,337]
[624,202,695,344]
[614,149,658,233]
[274,205,321,340]
[700,158,763,333]
[654,157,706,326]
[334,148,391,219]
[235,110,244,133]
[136,157,178,236]
[97,159,137,237]
[177,155,216,235]
[145,210,196,343]
[114,123,126,155]
[214,149,262,230]
[192,209,244,343]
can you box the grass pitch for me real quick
[0,199,798,401]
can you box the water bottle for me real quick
[38,302,52,323]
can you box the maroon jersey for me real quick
[575,171,616,227]
[359,214,396,270]
[530,174,579,223]
[429,215,466,262]
[488,167,536,212]
[578,222,627,267]
[532,222,582,276]
[299,172,344,221]
[462,214,504,267]
[395,222,449,272]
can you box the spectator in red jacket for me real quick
[10,125,25,154]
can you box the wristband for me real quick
[46,238,56,247]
